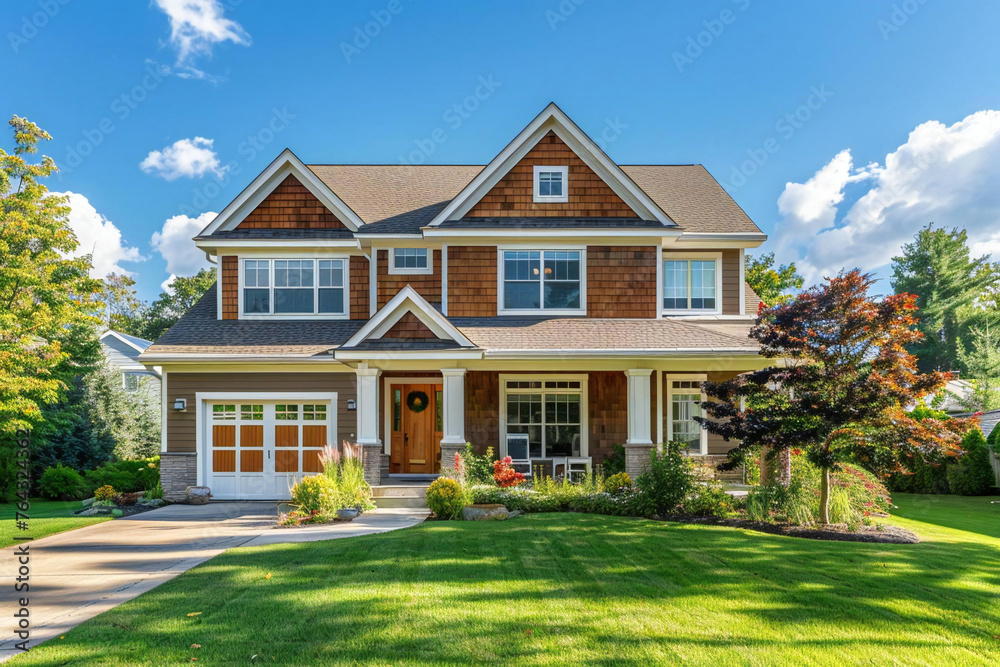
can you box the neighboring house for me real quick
[955,408,1000,440]
[139,104,771,501]
[100,330,161,401]
[926,375,975,414]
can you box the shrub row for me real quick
[37,457,160,501]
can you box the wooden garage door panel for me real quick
[275,450,299,473]
[303,425,326,447]
[213,425,235,447]
[275,425,298,448]
[213,449,236,473]
[241,425,263,447]
[240,450,264,473]
[303,450,322,473]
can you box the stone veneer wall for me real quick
[160,452,197,501]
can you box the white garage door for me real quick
[206,401,333,500]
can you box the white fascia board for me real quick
[483,348,761,358]
[138,353,337,364]
[428,103,673,227]
[422,228,674,238]
[353,234,424,240]
[675,232,768,242]
[198,148,365,235]
[100,330,150,354]
[334,349,484,361]
[194,239,360,250]
[342,285,475,348]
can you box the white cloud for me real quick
[772,110,1000,284]
[153,0,251,79]
[53,192,145,277]
[151,211,216,291]
[140,137,224,180]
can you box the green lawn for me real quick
[0,498,110,549]
[10,494,1000,666]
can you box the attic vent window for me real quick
[533,165,568,203]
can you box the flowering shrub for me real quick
[291,475,339,515]
[426,477,468,519]
[493,456,525,488]
[461,444,496,485]
[602,472,632,495]
[94,485,116,502]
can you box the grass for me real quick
[9,494,1000,665]
[0,498,111,549]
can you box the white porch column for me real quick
[624,369,655,478]
[355,365,383,485]
[440,368,467,471]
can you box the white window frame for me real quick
[533,165,569,203]
[387,248,433,275]
[665,374,708,456]
[238,256,350,320]
[499,374,589,459]
[497,245,587,316]
[661,252,723,316]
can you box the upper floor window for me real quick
[388,248,432,275]
[500,248,585,315]
[242,258,348,318]
[122,374,141,393]
[533,165,568,203]
[662,255,721,315]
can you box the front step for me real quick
[372,484,430,509]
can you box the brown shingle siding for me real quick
[236,174,347,229]
[377,249,442,308]
[587,246,658,318]
[350,255,369,319]
[466,132,636,218]
[221,256,238,320]
[447,246,497,317]
[382,311,437,339]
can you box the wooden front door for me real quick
[390,384,443,474]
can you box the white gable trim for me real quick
[428,103,674,226]
[100,330,151,355]
[198,148,365,236]
[342,285,475,348]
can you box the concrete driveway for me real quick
[1,503,427,661]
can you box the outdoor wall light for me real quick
[347,399,356,411]
[173,398,187,412]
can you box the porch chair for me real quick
[506,433,532,478]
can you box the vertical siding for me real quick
[165,373,357,453]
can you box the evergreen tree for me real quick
[890,224,997,372]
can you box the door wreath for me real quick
[406,390,430,413]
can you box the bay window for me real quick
[500,248,585,314]
[502,377,587,458]
[242,258,347,317]
[662,254,721,314]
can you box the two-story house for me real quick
[140,104,770,501]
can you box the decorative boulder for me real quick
[184,486,212,505]
[81,497,95,507]
[462,504,512,521]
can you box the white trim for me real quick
[343,285,475,349]
[100,330,151,355]
[532,165,569,203]
[676,232,767,242]
[198,148,364,236]
[160,370,168,454]
[387,247,433,275]
[197,239,361,250]
[238,256,350,320]
[655,254,663,321]
[428,103,673,226]
[661,251,723,317]
[625,369,654,446]
[499,373,589,459]
[739,248,746,316]
[369,250,377,317]
[337,349,483,361]
[441,245,448,316]
[655,369,663,451]
[665,374,708,456]
[497,245,587,317]
[422,228,672,238]
[485,348,759,357]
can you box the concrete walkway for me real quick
[1,503,428,661]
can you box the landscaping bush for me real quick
[426,478,468,519]
[84,457,160,493]
[113,491,142,507]
[461,444,496,485]
[145,481,164,500]
[319,443,375,511]
[633,443,695,518]
[600,444,626,475]
[470,485,562,513]
[93,484,116,502]
[493,456,525,488]
[37,464,89,500]
[602,472,632,495]
[684,483,737,518]
[290,475,340,515]
[947,428,995,496]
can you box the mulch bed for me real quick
[657,515,920,544]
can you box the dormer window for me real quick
[388,248,432,275]
[533,165,568,203]
[241,258,348,318]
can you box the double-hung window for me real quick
[533,165,568,203]
[388,248,432,275]
[667,378,707,455]
[242,258,348,317]
[500,249,584,314]
[662,254,721,315]
[502,377,587,458]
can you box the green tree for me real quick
[946,428,995,496]
[0,115,103,434]
[701,270,972,523]
[137,268,216,341]
[745,252,804,307]
[956,315,1000,411]
[102,272,147,335]
[890,224,997,372]
[83,358,160,460]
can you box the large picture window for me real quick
[662,256,720,314]
[500,249,584,314]
[242,258,347,317]
[502,377,587,458]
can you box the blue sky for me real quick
[5,0,1000,301]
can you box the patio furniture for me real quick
[566,457,592,482]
